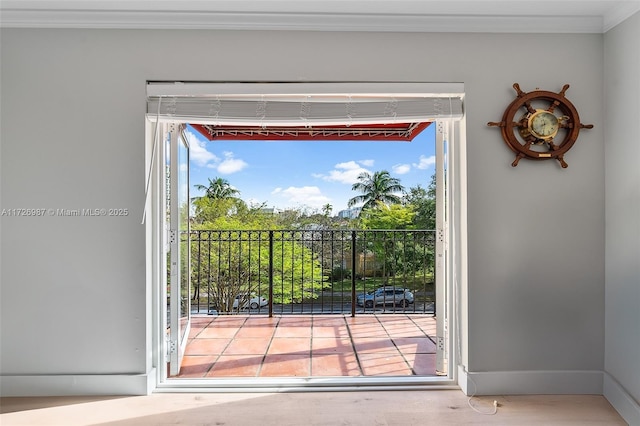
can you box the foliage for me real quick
[193,177,240,200]
[360,203,416,230]
[329,265,351,282]
[348,170,405,213]
[190,196,326,310]
[186,173,436,310]
[357,203,435,281]
[404,173,436,230]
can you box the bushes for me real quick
[328,266,351,282]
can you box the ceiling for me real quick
[1,1,639,33]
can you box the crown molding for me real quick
[1,1,638,33]
[0,11,605,33]
[603,2,640,32]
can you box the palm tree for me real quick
[348,170,405,212]
[193,177,240,200]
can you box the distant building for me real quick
[336,208,361,219]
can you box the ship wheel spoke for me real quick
[523,101,536,115]
[546,100,560,113]
[546,138,559,151]
[556,155,568,168]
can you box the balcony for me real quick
[187,229,437,316]
[174,229,440,378]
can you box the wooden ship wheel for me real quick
[488,83,593,168]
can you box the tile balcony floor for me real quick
[176,314,438,378]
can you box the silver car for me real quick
[357,287,414,308]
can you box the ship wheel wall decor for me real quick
[488,83,593,168]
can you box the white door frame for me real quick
[145,83,467,391]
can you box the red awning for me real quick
[191,122,431,142]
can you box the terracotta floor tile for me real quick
[345,316,380,324]
[223,338,272,355]
[206,355,263,377]
[235,325,276,338]
[187,328,204,339]
[190,317,215,328]
[274,326,312,338]
[312,325,350,338]
[197,326,240,339]
[351,337,399,354]
[348,325,388,333]
[260,354,310,377]
[210,318,248,328]
[358,353,413,376]
[347,326,388,338]
[185,338,232,355]
[382,322,425,337]
[312,317,347,327]
[311,337,354,354]
[180,314,440,378]
[402,353,437,375]
[177,355,217,378]
[267,337,311,355]
[243,317,280,327]
[311,354,361,376]
[392,337,436,354]
[278,317,312,326]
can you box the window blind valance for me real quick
[147,82,464,126]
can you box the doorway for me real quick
[146,82,465,390]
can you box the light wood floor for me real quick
[0,391,626,425]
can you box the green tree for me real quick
[193,177,240,201]
[191,226,325,310]
[191,199,327,309]
[348,170,405,213]
[360,203,416,230]
[405,173,436,230]
[358,203,433,284]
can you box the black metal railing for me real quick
[188,229,436,316]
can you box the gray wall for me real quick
[1,29,607,393]
[604,11,640,423]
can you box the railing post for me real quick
[351,230,356,318]
[268,230,274,318]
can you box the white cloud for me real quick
[185,130,218,168]
[217,152,248,174]
[413,155,436,170]
[315,160,372,184]
[274,186,331,208]
[392,164,411,175]
[359,159,375,167]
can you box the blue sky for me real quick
[186,124,436,213]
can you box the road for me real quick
[191,301,434,315]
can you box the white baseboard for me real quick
[603,372,640,426]
[0,370,156,396]
[457,366,604,395]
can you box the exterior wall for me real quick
[604,11,640,425]
[1,28,606,395]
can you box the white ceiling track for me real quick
[146,82,465,126]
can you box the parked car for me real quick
[232,293,268,310]
[356,287,414,308]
